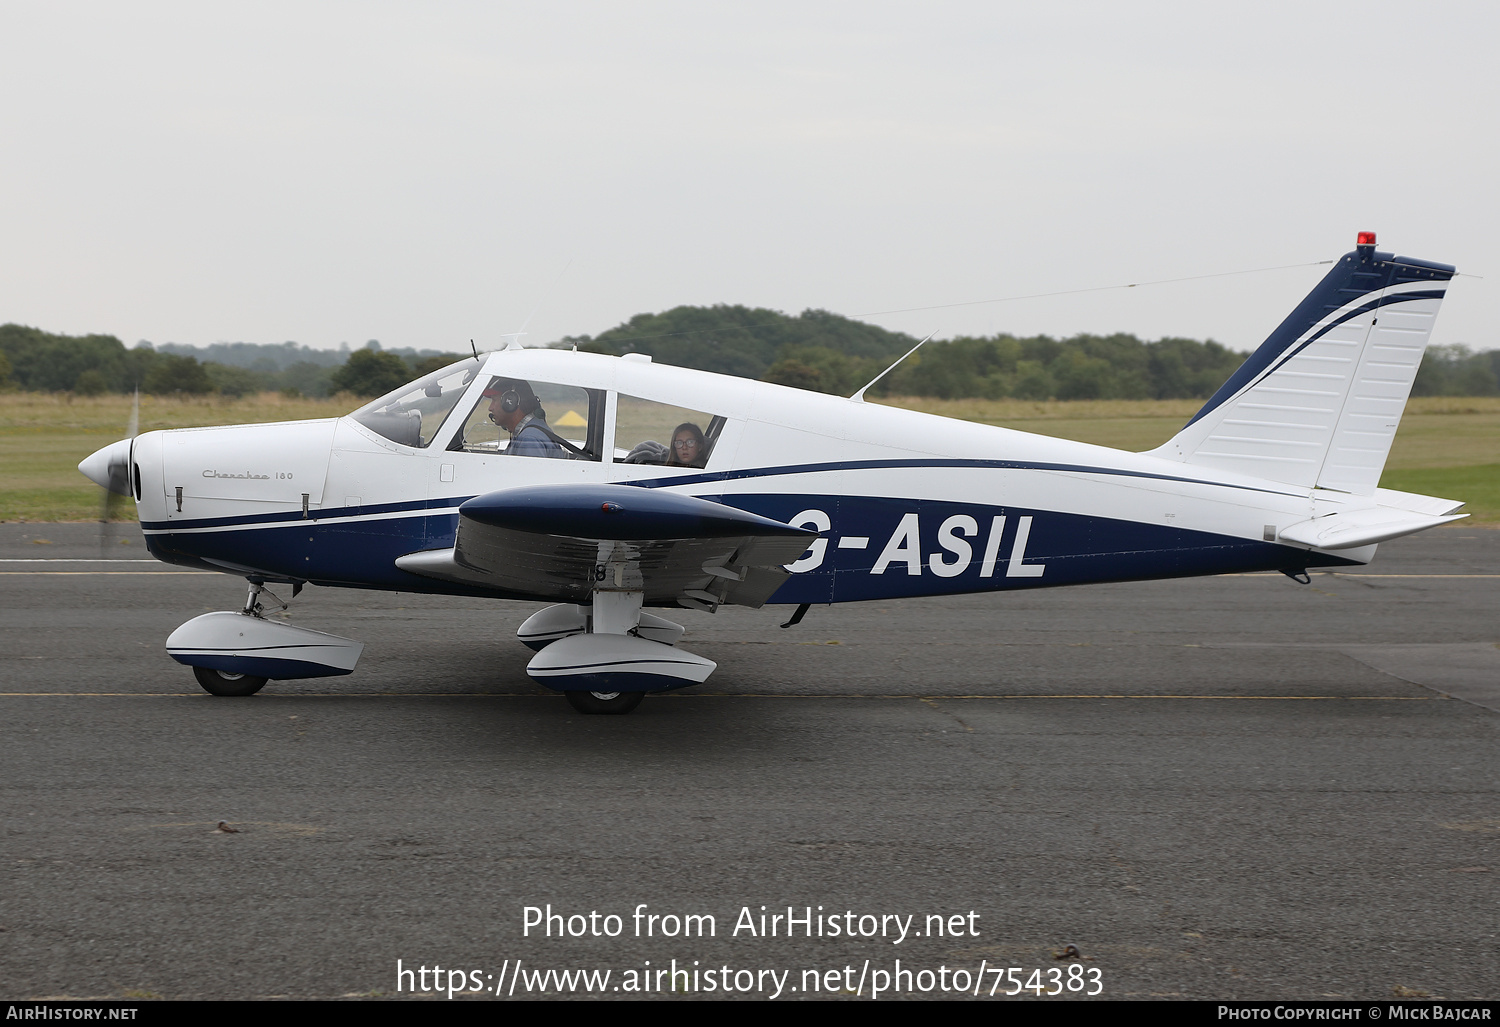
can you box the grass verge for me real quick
[0,392,353,522]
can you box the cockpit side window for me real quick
[348,358,482,448]
[449,377,604,461]
[614,395,723,469]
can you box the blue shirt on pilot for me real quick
[506,415,567,458]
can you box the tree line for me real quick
[557,305,1500,400]
[0,324,458,398]
[3,311,1498,401]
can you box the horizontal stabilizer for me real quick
[1279,506,1466,550]
[1371,487,1466,518]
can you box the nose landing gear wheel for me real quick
[565,690,644,715]
[192,666,268,697]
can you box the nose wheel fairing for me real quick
[166,611,364,680]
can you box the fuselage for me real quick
[126,347,1362,604]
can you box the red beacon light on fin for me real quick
[1357,231,1377,246]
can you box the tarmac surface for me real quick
[2,521,1497,1001]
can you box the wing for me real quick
[395,483,817,609]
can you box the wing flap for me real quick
[396,484,816,608]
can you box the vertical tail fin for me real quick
[1149,235,1454,494]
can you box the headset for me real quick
[487,381,536,421]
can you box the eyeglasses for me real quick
[673,438,698,449]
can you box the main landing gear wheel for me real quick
[565,690,644,715]
[192,666,268,697]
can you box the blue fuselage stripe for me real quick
[143,491,1359,606]
[623,458,1301,496]
[141,456,1298,534]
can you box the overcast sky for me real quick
[2,1,1496,355]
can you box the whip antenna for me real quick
[850,331,937,402]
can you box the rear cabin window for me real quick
[614,395,724,469]
[449,376,604,460]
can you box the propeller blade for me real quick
[87,390,141,551]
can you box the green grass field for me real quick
[0,392,350,522]
[3,391,1496,523]
[876,395,1500,523]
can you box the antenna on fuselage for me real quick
[470,339,480,360]
[849,331,937,403]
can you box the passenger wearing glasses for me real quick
[666,422,708,468]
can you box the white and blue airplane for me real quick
[80,233,1464,713]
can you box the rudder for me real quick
[1150,234,1454,495]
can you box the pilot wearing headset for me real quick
[484,378,569,458]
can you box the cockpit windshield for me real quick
[348,357,482,448]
